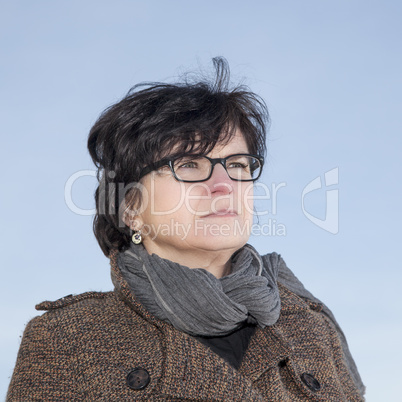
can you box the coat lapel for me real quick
[239,324,291,382]
[158,326,265,401]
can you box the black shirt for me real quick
[194,324,257,369]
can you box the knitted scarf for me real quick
[117,243,281,336]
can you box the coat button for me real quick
[126,368,150,390]
[300,373,321,392]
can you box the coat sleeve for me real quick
[275,256,366,397]
[7,314,80,401]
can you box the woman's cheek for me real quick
[184,183,213,216]
[150,181,186,216]
[240,183,254,219]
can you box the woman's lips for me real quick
[202,210,238,218]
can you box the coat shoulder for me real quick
[35,290,113,311]
[278,282,324,313]
[30,289,151,339]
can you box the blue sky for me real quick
[1,1,401,400]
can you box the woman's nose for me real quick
[207,163,233,194]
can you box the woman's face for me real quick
[132,130,255,262]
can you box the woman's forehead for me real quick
[205,130,249,157]
[165,129,248,158]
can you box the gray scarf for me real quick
[117,243,281,336]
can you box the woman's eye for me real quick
[178,161,198,169]
[228,162,248,169]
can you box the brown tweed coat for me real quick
[7,253,364,401]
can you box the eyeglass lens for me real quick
[172,155,261,182]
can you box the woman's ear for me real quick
[122,209,143,231]
[121,186,146,231]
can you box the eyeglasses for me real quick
[139,153,264,183]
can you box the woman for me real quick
[7,58,365,401]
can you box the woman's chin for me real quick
[189,235,249,253]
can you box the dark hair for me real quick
[88,57,269,256]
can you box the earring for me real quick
[132,231,142,245]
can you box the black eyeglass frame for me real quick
[139,153,264,183]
